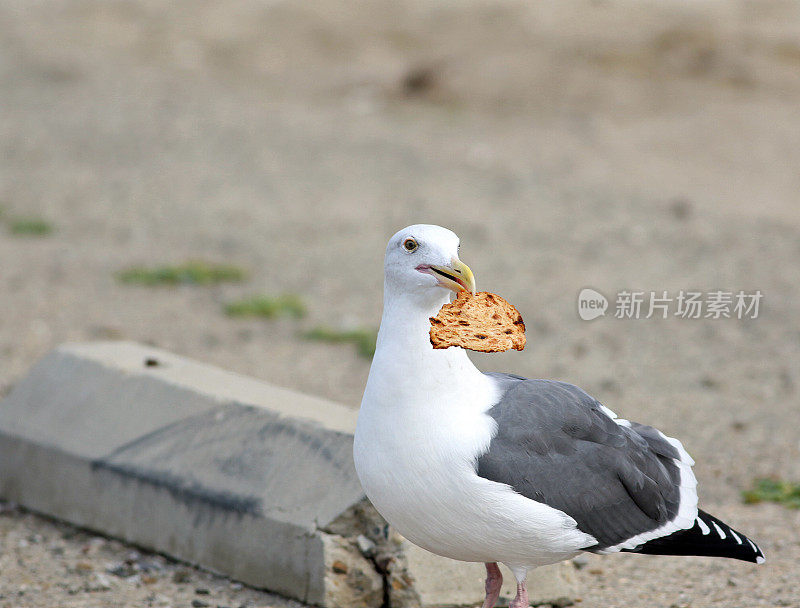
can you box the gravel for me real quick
[0,502,301,608]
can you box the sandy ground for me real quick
[1,0,799,606]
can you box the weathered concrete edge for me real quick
[0,423,358,606]
[62,341,359,435]
[0,341,374,606]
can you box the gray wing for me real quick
[477,373,685,551]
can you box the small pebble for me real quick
[87,573,112,591]
[107,562,138,578]
[195,587,210,595]
[389,531,403,545]
[700,375,719,389]
[191,600,209,608]
[48,542,65,556]
[139,559,165,572]
[668,197,693,220]
[81,538,105,555]
[357,534,376,557]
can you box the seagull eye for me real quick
[402,238,418,253]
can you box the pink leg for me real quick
[481,562,503,608]
[509,581,529,608]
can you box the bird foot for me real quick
[508,581,529,608]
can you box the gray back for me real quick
[477,374,681,550]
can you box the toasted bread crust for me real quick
[429,291,526,352]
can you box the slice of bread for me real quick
[429,291,526,352]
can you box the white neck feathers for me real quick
[362,283,493,417]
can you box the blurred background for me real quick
[0,1,799,606]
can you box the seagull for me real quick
[354,224,764,608]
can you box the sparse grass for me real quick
[9,217,53,236]
[742,477,800,509]
[117,261,247,286]
[224,294,307,319]
[303,326,378,359]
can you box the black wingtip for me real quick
[622,509,764,564]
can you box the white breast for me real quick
[354,362,593,569]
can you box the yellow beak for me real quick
[428,258,476,295]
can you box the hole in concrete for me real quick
[402,66,437,95]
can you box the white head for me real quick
[366,224,488,409]
[383,224,476,309]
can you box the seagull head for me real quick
[384,225,476,305]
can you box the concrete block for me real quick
[0,341,577,608]
[0,341,371,607]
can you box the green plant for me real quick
[303,326,378,359]
[742,477,800,509]
[224,294,307,319]
[9,217,53,236]
[117,261,247,286]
